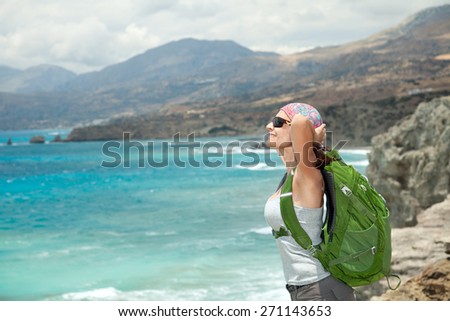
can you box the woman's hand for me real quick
[314,123,326,145]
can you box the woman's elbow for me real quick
[291,114,310,128]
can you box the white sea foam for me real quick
[61,287,122,300]
[347,160,370,167]
[242,227,273,235]
[145,231,177,237]
[34,246,100,259]
[234,163,282,171]
[36,251,50,259]
[58,284,286,301]
[0,142,29,147]
[99,231,127,237]
[341,149,370,155]
[238,204,259,209]
[57,246,101,255]
[59,287,209,301]
[230,148,277,155]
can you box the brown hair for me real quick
[313,142,336,169]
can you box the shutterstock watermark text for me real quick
[100,132,346,168]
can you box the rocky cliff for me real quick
[361,95,450,300]
[367,97,450,228]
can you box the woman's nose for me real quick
[266,122,274,131]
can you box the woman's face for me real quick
[266,110,292,150]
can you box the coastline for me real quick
[1,128,374,152]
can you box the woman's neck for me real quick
[279,146,297,173]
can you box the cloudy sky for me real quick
[1,0,448,74]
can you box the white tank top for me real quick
[264,195,330,285]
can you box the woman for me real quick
[264,103,355,301]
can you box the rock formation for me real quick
[367,96,450,227]
[51,134,62,143]
[378,258,449,301]
[362,96,450,300]
[29,135,45,144]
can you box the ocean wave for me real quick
[59,287,209,301]
[61,287,122,300]
[234,163,282,171]
[33,246,101,259]
[99,231,127,237]
[192,145,277,156]
[341,149,370,155]
[241,227,273,235]
[36,251,50,259]
[145,231,178,237]
[233,157,368,169]
[230,148,277,155]
[57,246,101,255]
[0,142,30,147]
[57,283,287,301]
[347,160,370,166]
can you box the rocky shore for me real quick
[362,96,450,300]
[379,258,449,301]
[367,96,450,228]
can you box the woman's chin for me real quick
[266,139,276,148]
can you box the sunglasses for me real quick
[272,116,291,128]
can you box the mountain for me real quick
[0,64,76,93]
[0,66,21,82]
[0,38,288,130]
[0,5,449,145]
[63,38,278,92]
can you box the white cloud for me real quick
[0,0,448,73]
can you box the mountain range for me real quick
[0,4,449,145]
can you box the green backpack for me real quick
[276,149,400,289]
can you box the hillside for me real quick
[66,5,450,145]
[0,5,449,145]
[62,38,277,92]
[0,65,76,93]
[0,66,21,82]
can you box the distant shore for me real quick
[1,128,374,151]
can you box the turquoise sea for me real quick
[0,129,369,301]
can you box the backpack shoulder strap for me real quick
[279,171,313,250]
[321,169,337,242]
[276,172,287,192]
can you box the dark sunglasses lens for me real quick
[272,117,285,127]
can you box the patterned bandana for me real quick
[280,103,323,128]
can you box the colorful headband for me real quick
[280,103,323,128]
